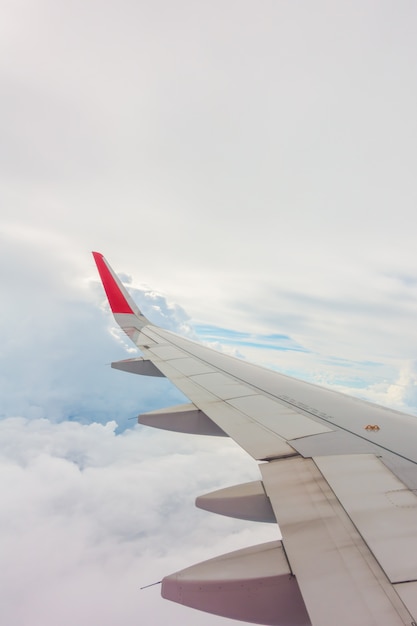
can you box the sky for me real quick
[1,1,417,624]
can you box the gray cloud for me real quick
[2,1,417,303]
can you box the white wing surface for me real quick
[93,252,417,626]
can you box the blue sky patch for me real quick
[193,324,309,353]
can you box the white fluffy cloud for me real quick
[0,417,276,626]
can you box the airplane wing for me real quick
[92,252,417,626]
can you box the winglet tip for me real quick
[92,251,135,315]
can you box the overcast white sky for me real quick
[2,2,417,624]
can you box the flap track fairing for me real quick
[138,403,228,436]
[196,480,276,523]
[111,357,165,377]
[162,541,311,626]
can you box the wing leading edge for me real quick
[92,253,417,626]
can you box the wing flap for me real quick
[132,332,299,459]
[143,364,296,459]
[395,582,417,623]
[229,395,331,439]
[314,454,417,584]
[260,457,414,626]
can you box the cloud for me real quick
[122,279,196,338]
[0,229,192,430]
[0,417,276,626]
[346,360,417,413]
[2,0,417,311]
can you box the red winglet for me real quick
[92,252,134,314]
